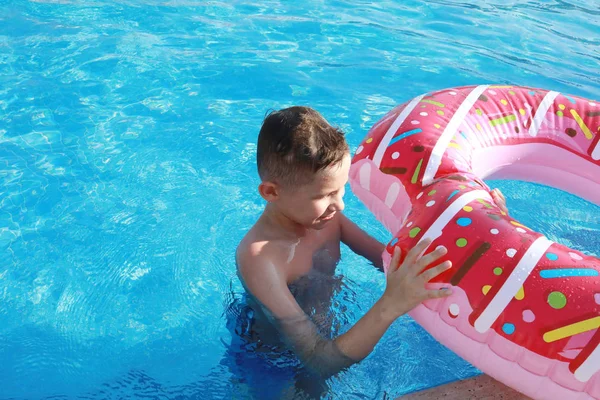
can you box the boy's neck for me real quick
[262,204,309,240]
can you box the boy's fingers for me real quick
[420,260,452,282]
[404,238,433,268]
[427,287,453,299]
[389,246,402,273]
[416,246,448,273]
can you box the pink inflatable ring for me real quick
[350,85,600,400]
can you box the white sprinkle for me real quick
[411,120,420,125]
[449,303,460,316]
[506,248,517,258]
[490,228,499,235]
[426,200,436,207]
[356,145,364,155]
[391,152,400,159]
[420,112,428,116]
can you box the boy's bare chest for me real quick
[284,233,340,284]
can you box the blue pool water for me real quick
[1,1,599,399]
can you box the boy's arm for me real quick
[339,213,386,270]
[238,240,451,377]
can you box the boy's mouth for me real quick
[319,212,335,221]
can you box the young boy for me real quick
[235,106,507,395]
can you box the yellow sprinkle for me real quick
[476,108,483,115]
[463,206,473,212]
[559,104,566,110]
[519,109,526,116]
[509,90,516,96]
[543,316,600,343]
[570,109,593,139]
[434,123,441,129]
[437,110,445,116]
[515,287,525,300]
[366,138,373,143]
[510,221,525,228]
[482,285,492,295]
[448,142,461,149]
[476,123,482,131]
[500,99,508,106]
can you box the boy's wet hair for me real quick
[257,106,349,187]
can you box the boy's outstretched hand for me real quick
[381,239,453,320]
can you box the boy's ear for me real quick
[258,181,279,202]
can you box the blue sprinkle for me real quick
[447,189,459,202]
[456,217,472,227]
[563,94,576,104]
[459,131,468,140]
[390,238,399,247]
[529,91,536,96]
[546,253,559,261]
[540,269,599,279]
[502,323,515,335]
[389,129,423,146]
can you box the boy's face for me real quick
[277,154,350,230]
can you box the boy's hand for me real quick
[491,188,509,215]
[381,239,452,320]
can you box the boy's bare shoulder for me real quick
[236,224,285,277]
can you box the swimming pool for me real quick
[0,0,598,398]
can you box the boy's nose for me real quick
[333,197,345,212]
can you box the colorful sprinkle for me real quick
[506,248,517,258]
[502,323,515,335]
[516,228,526,233]
[570,109,593,139]
[456,238,468,247]
[500,99,508,106]
[463,206,473,212]
[409,227,421,238]
[540,269,599,279]
[390,237,399,246]
[488,90,497,95]
[523,309,536,323]
[420,112,428,116]
[548,291,567,309]
[449,304,460,317]
[515,287,525,300]
[490,228,499,235]
[390,128,423,146]
[543,316,600,343]
[434,123,441,129]
[509,90,516,96]
[565,128,577,137]
[447,189,459,202]
[476,123,483,131]
[456,217,472,227]
[428,190,437,196]
[493,267,503,276]
[411,159,423,184]
[411,120,420,125]
[489,114,517,127]
[366,138,373,143]
[449,91,457,96]
[356,146,364,154]
[426,200,436,207]
[595,293,600,305]
[519,108,526,116]
[416,192,424,199]
[556,111,564,117]
[559,104,566,110]
[421,99,445,108]
[476,108,483,116]
[482,285,492,295]
[545,252,559,261]
[451,242,491,285]
[564,95,576,104]
[569,252,583,261]
[406,222,413,227]
[488,214,501,221]
[392,152,400,159]
[437,110,445,116]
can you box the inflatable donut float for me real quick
[350,85,600,400]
